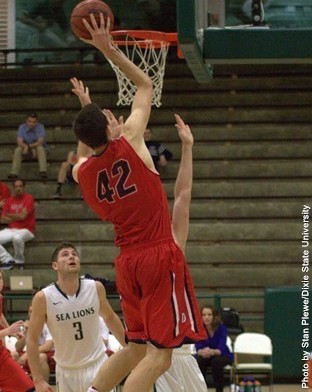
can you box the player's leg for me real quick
[90,343,146,392]
[122,345,172,392]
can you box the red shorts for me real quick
[115,239,207,348]
[0,345,34,392]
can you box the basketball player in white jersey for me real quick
[154,115,207,392]
[26,242,126,392]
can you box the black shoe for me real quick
[16,263,25,270]
[53,189,62,199]
[1,260,15,270]
[7,174,18,180]
[40,171,48,179]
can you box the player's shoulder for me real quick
[32,289,47,305]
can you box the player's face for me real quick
[202,307,213,327]
[54,247,81,274]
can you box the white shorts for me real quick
[155,347,206,392]
[55,354,107,392]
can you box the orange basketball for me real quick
[70,0,114,40]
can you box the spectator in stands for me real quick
[8,112,48,181]
[14,305,54,383]
[195,305,234,392]
[0,269,35,392]
[0,182,10,213]
[144,127,173,171]
[53,150,78,198]
[0,179,35,270]
[16,0,70,50]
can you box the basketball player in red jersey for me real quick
[0,269,35,392]
[71,14,206,392]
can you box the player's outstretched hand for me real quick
[80,13,113,52]
[70,77,91,107]
[104,109,124,140]
[174,114,193,146]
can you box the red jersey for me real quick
[0,182,10,205]
[1,193,35,233]
[0,295,2,318]
[78,137,173,247]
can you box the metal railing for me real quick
[0,46,103,68]
[3,291,264,323]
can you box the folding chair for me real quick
[233,332,273,392]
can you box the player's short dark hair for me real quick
[73,103,108,149]
[51,241,79,263]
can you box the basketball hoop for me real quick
[110,30,177,107]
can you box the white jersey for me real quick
[155,345,206,392]
[43,278,105,368]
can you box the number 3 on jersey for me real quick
[97,159,137,203]
[73,321,83,340]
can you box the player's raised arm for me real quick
[70,77,91,108]
[70,77,93,181]
[81,13,153,148]
[172,114,194,252]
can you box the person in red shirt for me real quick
[0,269,35,392]
[71,14,206,392]
[0,179,35,270]
[0,182,11,212]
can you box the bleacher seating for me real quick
[0,60,311,330]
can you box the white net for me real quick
[108,34,170,107]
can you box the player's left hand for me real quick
[104,109,124,140]
[70,77,91,107]
[174,114,193,146]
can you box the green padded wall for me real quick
[264,287,311,378]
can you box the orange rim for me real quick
[111,30,178,48]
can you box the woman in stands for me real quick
[0,269,35,392]
[196,305,234,392]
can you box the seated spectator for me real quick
[0,179,35,270]
[8,112,48,181]
[0,268,35,392]
[144,127,173,171]
[14,305,55,383]
[53,150,77,198]
[0,182,10,213]
[195,305,234,392]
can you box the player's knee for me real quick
[150,350,172,375]
[125,344,146,365]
